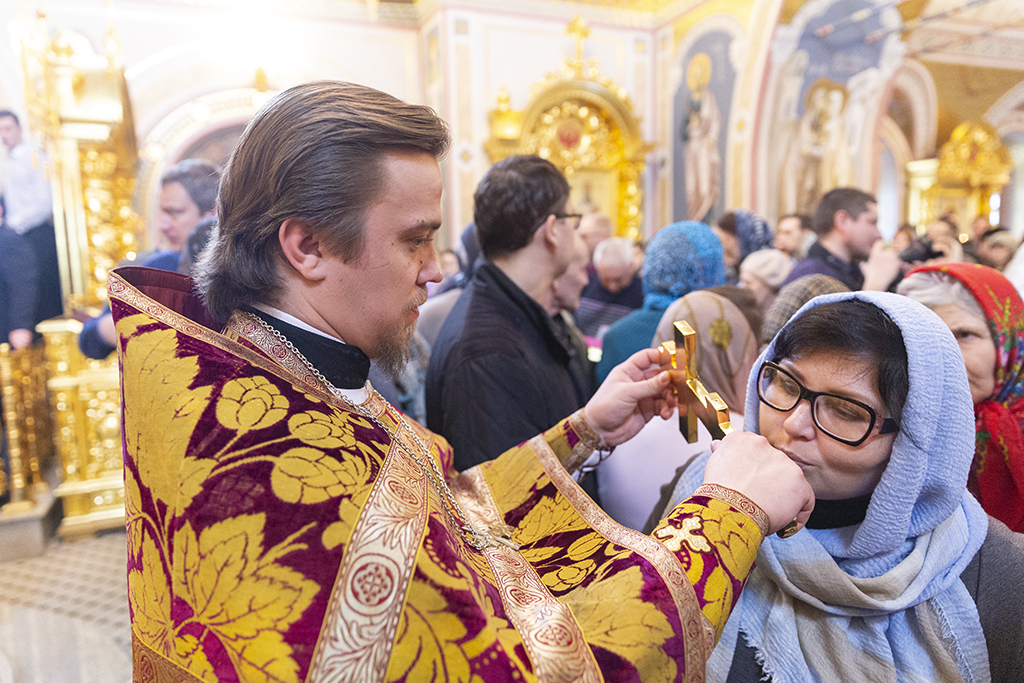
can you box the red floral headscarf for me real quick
[907,262,1024,531]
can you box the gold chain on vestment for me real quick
[245,312,519,551]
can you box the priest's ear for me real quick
[279,218,327,281]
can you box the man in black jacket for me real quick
[426,155,588,471]
[0,204,37,350]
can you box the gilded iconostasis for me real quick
[1,0,1022,250]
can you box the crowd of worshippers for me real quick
[411,170,1024,680]
[120,154,1024,679]
[7,79,1024,679]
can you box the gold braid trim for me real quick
[132,632,204,683]
[562,408,602,472]
[693,483,770,540]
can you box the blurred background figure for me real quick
[0,110,60,324]
[976,227,1018,272]
[899,263,1024,532]
[77,159,220,360]
[892,223,917,254]
[548,234,598,426]
[597,220,725,382]
[575,235,642,344]
[419,223,480,347]
[714,209,775,285]
[577,212,613,270]
[0,200,37,350]
[964,214,992,261]
[739,248,794,310]
[759,273,850,349]
[774,213,812,260]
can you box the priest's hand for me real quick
[704,432,815,535]
[583,348,678,448]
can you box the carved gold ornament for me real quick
[937,121,1012,189]
[485,17,651,241]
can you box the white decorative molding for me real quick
[880,115,912,226]
[891,59,938,159]
[996,112,1024,139]
[141,0,420,24]
[135,88,272,241]
[909,22,1024,70]
[987,80,1024,132]
[138,0,729,31]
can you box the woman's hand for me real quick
[584,348,678,448]
[704,432,815,535]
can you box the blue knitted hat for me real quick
[641,221,725,309]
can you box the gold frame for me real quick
[484,25,651,241]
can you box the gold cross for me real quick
[658,321,735,443]
[567,16,589,62]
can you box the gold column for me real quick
[39,320,123,538]
[16,13,140,537]
[0,343,53,513]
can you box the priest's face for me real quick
[319,150,443,376]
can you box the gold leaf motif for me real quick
[516,494,588,542]
[128,533,174,658]
[321,522,347,551]
[387,578,471,683]
[541,559,596,592]
[176,634,215,681]
[567,532,604,561]
[172,514,319,681]
[120,326,212,518]
[561,566,675,677]
[178,458,216,512]
[517,544,560,564]
[216,376,289,432]
[270,447,370,504]
[699,500,758,578]
[124,465,146,561]
[288,409,371,449]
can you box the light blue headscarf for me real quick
[641,221,725,310]
[676,291,990,683]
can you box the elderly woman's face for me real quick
[758,351,897,499]
[931,304,996,404]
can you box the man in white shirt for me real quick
[0,110,61,322]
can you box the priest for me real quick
[112,80,813,682]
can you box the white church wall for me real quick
[1,0,423,245]
[435,7,656,241]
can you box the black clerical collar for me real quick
[805,493,872,529]
[242,306,370,389]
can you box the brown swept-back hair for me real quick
[194,80,450,322]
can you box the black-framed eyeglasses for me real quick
[554,213,583,230]
[756,361,898,447]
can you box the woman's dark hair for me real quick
[771,299,909,431]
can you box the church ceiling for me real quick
[908,0,1024,69]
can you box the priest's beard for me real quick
[370,288,428,382]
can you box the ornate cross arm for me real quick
[658,320,735,443]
